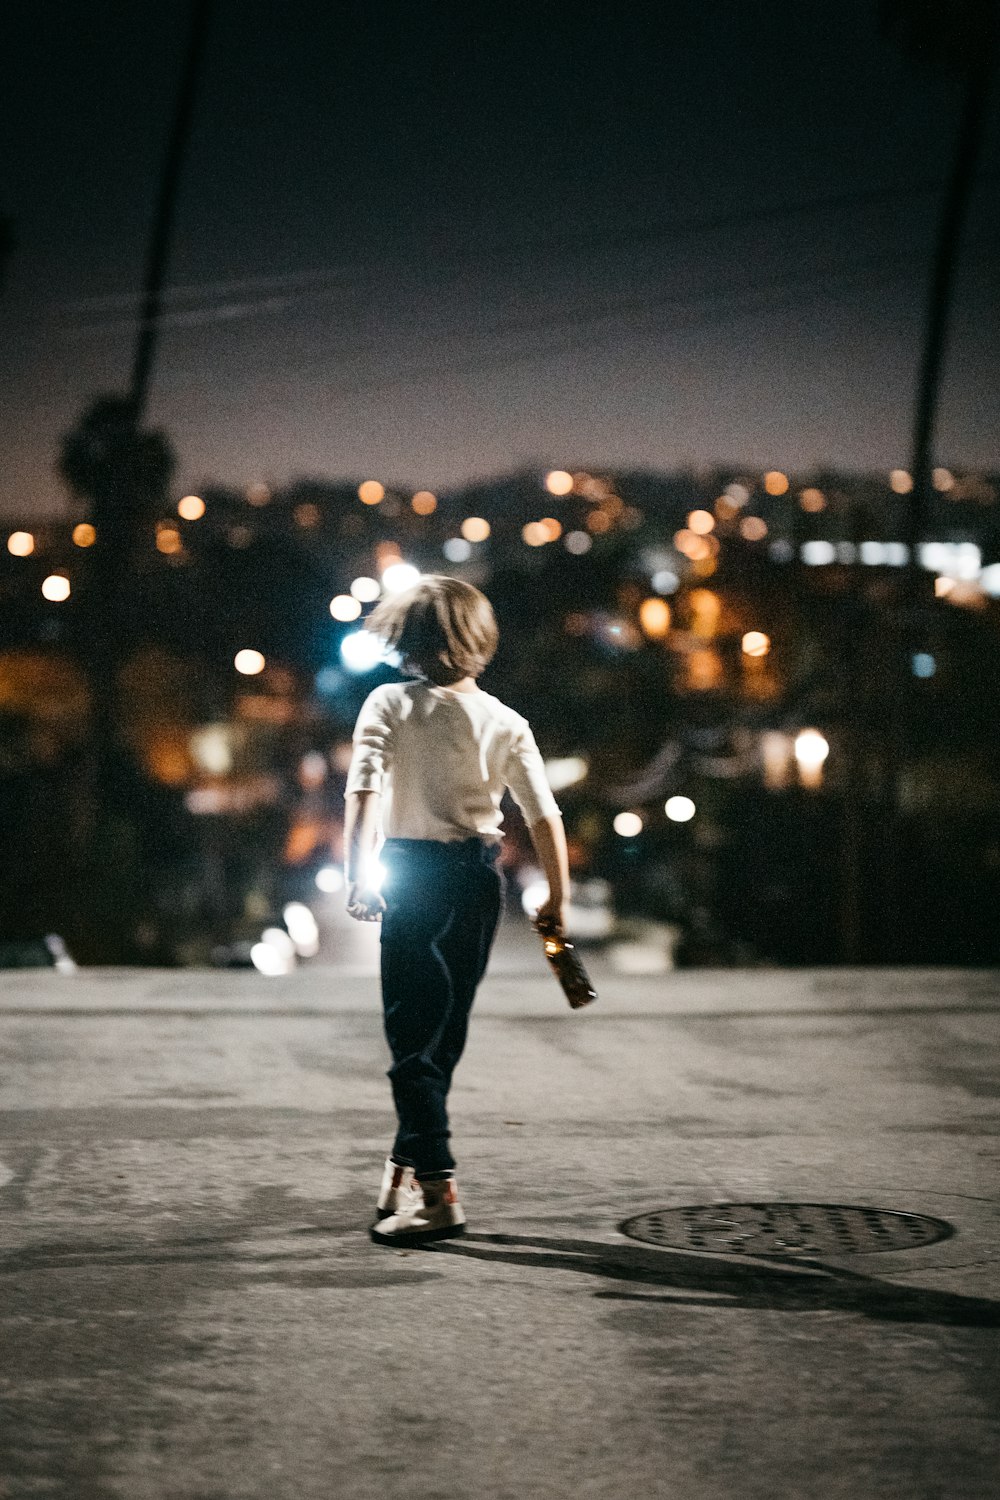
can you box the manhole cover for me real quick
[619,1203,954,1258]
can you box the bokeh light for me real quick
[358,480,385,505]
[443,537,472,562]
[741,630,771,657]
[764,470,789,496]
[522,522,549,546]
[41,574,71,602]
[932,468,954,492]
[178,494,205,521]
[156,526,183,555]
[538,517,562,542]
[545,470,574,495]
[381,562,421,593]
[8,531,35,556]
[330,594,362,621]
[461,516,491,542]
[687,509,715,535]
[350,576,381,602]
[564,530,592,554]
[234,649,266,675]
[341,630,386,673]
[613,811,643,837]
[739,516,768,542]
[890,469,913,494]
[72,523,97,547]
[665,796,696,823]
[799,488,826,513]
[638,597,671,638]
[411,490,437,514]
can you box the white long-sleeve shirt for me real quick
[346,680,560,843]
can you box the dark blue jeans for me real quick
[379,837,504,1176]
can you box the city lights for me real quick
[411,490,438,514]
[932,468,954,492]
[538,517,562,542]
[665,796,696,823]
[889,469,913,494]
[545,470,574,495]
[41,574,71,602]
[350,576,381,602]
[741,630,770,657]
[340,629,385,672]
[72,523,97,547]
[381,561,421,593]
[687,509,715,535]
[330,594,362,621]
[799,488,826,513]
[460,516,491,542]
[801,540,836,565]
[443,537,472,562]
[638,597,671,638]
[739,516,768,541]
[613,812,643,838]
[522,522,549,546]
[7,531,34,556]
[156,526,183,555]
[178,494,205,520]
[234,649,266,675]
[794,729,830,788]
[764,471,789,496]
[294,502,321,528]
[358,480,385,505]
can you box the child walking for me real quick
[343,576,569,1245]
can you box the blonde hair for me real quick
[366,575,499,685]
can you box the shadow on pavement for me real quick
[428,1232,1000,1327]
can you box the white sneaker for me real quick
[371,1176,466,1245]
[375,1158,423,1221]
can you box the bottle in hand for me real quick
[534,918,597,1009]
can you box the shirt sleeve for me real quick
[346,688,395,795]
[502,723,561,826]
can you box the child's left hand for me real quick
[346,883,386,922]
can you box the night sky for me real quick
[3,0,998,517]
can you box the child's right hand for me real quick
[346,883,386,922]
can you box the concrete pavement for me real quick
[1,923,998,1499]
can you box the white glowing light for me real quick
[250,939,295,976]
[283,902,320,958]
[665,796,696,823]
[564,530,592,555]
[330,594,363,621]
[545,470,574,495]
[801,541,835,566]
[41,575,71,601]
[381,562,421,593]
[981,563,1000,597]
[794,729,830,770]
[520,878,550,917]
[350,576,381,602]
[920,541,981,580]
[613,812,643,838]
[235,649,266,675]
[544,756,588,792]
[651,569,679,594]
[315,865,345,893]
[443,537,472,562]
[189,726,232,775]
[340,630,386,673]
